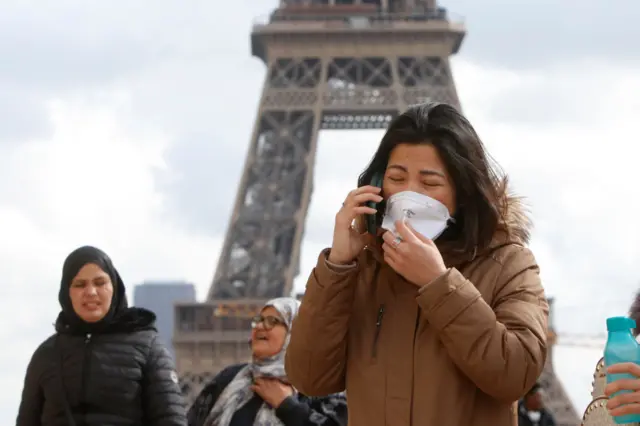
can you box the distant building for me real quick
[133,281,196,358]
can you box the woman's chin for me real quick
[78,311,107,323]
[252,345,279,360]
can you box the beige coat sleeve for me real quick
[284,249,359,397]
[415,246,548,402]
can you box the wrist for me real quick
[273,396,287,408]
[275,395,304,422]
[418,267,450,288]
[327,251,354,265]
[274,389,294,408]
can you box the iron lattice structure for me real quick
[172,2,580,423]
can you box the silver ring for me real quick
[392,237,402,248]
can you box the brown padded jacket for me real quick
[285,196,549,426]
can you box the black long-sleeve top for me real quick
[187,363,347,426]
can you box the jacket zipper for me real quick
[409,309,420,425]
[371,304,385,359]
[80,333,93,409]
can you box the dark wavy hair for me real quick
[629,289,640,336]
[357,102,508,255]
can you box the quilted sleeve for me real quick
[143,335,188,425]
[16,343,47,426]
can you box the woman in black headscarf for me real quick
[16,245,187,426]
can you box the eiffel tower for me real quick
[172,1,580,423]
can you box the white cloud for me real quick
[0,93,221,419]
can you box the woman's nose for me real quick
[84,285,98,296]
[406,180,422,193]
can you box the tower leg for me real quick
[540,358,581,425]
[209,57,324,300]
[178,57,327,404]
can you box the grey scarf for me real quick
[204,297,301,426]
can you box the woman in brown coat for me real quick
[285,102,549,426]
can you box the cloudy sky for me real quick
[1,0,639,422]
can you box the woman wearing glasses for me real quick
[187,297,347,426]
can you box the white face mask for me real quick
[380,191,454,240]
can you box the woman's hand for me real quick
[251,378,294,408]
[381,219,448,287]
[605,363,640,416]
[328,185,382,265]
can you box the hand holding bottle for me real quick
[329,186,382,265]
[603,316,640,423]
[605,362,640,417]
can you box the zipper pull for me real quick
[376,305,385,327]
[85,333,92,343]
[371,305,386,359]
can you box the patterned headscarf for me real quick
[204,297,301,426]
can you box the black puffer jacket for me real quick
[16,308,187,426]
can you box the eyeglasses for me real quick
[251,315,286,330]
